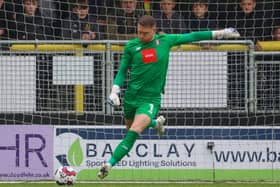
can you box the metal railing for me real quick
[3,40,280,115]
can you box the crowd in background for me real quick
[0,0,280,43]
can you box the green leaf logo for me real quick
[68,138,83,166]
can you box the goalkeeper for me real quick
[98,15,240,179]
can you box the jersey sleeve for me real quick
[113,44,131,87]
[166,31,213,47]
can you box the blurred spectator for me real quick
[10,0,53,40]
[272,26,280,41]
[0,0,5,39]
[61,0,107,37]
[88,0,113,39]
[61,0,99,40]
[153,0,186,34]
[228,0,267,42]
[12,0,53,17]
[255,26,280,51]
[107,0,145,40]
[185,0,217,32]
[0,0,14,40]
[239,0,255,14]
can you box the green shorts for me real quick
[123,90,161,120]
[123,99,160,120]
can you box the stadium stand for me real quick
[1,1,280,183]
[0,0,279,42]
[0,0,280,126]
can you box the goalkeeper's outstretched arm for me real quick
[173,28,240,45]
[212,28,240,39]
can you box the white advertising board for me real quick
[162,51,228,108]
[53,56,94,85]
[0,56,36,112]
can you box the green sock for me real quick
[146,119,157,129]
[108,130,139,166]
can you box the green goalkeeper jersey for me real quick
[113,31,212,102]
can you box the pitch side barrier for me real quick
[253,41,280,113]
[2,40,280,126]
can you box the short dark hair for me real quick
[138,15,156,28]
[240,0,256,3]
[74,0,88,9]
[192,0,208,5]
[23,0,38,4]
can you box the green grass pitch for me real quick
[0,183,280,187]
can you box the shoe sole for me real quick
[157,116,166,136]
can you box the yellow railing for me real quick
[256,41,280,51]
